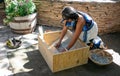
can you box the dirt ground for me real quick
[100,32,120,52]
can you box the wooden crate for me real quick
[38,30,90,72]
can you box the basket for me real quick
[89,49,113,65]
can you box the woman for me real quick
[55,6,102,51]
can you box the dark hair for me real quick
[62,6,78,20]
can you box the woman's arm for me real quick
[55,20,67,48]
[59,22,67,43]
[66,16,85,50]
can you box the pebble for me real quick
[91,53,110,64]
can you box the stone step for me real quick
[0,3,5,9]
[0,9,5,12]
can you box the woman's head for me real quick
[61,6,78,22]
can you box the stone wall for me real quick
[0,2,5,25]
[34,0,120,34]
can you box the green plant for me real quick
[4,0,36,25]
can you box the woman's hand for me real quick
[54,42,61,49]
[60,48,66,52]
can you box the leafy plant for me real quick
[4,0,36,25]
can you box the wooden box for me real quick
[38,30,90,72]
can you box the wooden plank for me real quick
[78,38,88,47]
[80,46,90,64]
[44,31,61,46]
[67,30,87,47]
[38,36,54,71]
[53,47,89,72]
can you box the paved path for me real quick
[0,25,14,76]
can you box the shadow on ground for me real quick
[11,49,120,76]
[7,32,120,76]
